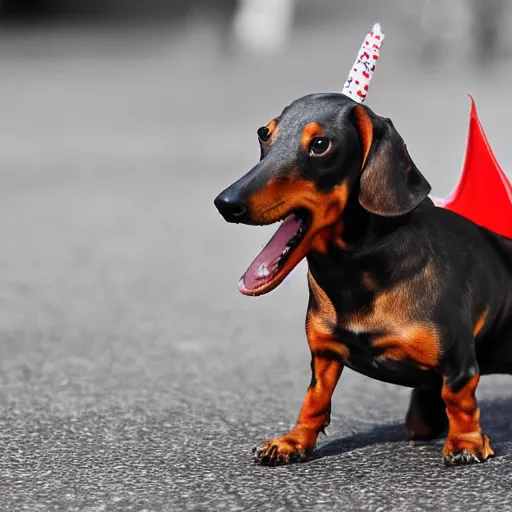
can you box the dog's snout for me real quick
[214,191,248,223]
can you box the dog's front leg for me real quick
[253,352,343,466]
[253,307,345,466]
[441,365,495,465]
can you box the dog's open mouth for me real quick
[238,209,311,296]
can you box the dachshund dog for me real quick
[214,93,512,466]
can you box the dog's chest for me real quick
[331,325,435,387]
[307,272,439,387]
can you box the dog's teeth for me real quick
[257,263,270,278]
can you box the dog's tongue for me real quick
[239,214,301,292]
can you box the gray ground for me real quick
[1,5,512,511]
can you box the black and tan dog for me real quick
[214,92,512,466]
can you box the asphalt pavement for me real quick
[0,9,512,511]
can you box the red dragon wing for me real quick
[434,96,512,238]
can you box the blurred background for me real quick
[1,1,512,509]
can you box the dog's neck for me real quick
[306,196,434,294]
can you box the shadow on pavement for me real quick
[313,423,407,461]
[312,395,512,461]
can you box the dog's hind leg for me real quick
[406,382,447,440]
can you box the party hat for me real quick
[342,23,385,103]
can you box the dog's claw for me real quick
[253,439,311,466]
[443,449,487,466]
[443,433,495,466]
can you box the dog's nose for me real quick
[214,191,248,222]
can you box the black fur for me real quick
[215,93,510,465]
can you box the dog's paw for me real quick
[442,433,494,466]
[252,436,313,466]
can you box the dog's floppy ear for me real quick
[353,105,431,217]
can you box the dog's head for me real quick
[214,93,431,296]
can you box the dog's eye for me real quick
[309,137,331,156]
[257,126,271,143]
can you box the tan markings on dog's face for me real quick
[238,179,349,296]
[300,122,325,152]
[249,179,349,254]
